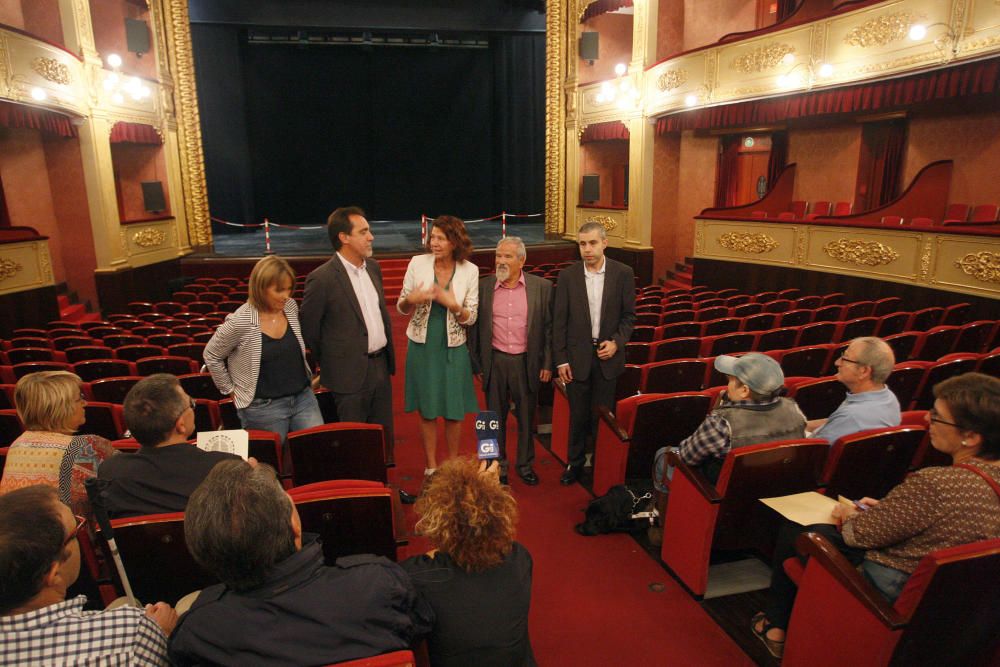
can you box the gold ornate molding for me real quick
[161,0,211,247]
[657,69,688,92]
[730,43,795,73]
[585,215,618,232]
[823,239,900,266]
[0,257,23,281]
[132,227,166,248]
[954,251,1000,284]
[545,0,565,236]
[843,12,917,48]
[718,231,778,254]
[31,57,71,85]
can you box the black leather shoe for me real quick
[560,466,581,485]
[518,468,539,486]
[399,489,417,505]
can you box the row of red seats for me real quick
[1,342,206,367]
[614,348,998,411]
[625,319,998,365]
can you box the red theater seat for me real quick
[287,423,387,486]
[788,377,845,421]
[660,439,828,597]
[782,534,1000,667]
[651,337,701,362]
[592,392,712,496]
[818,425,927,500]
[874,312,910,338]
[642,359,707,394]
[288,480,399,563]
[885,361,930,411]
[911,354,980,411]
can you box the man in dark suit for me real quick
[470,237,553,486]
[553,221,636,485]
[300,206,396,461]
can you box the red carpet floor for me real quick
[384,311,750,666]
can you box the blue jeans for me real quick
[861,560,910,603]
[237,386,324,446]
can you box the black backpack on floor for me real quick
[574,485,655,536]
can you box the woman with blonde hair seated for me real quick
[403,457,535,667]
[0,371,117,515]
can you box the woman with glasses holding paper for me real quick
[0,371,117,516]
[752,372,1000,659]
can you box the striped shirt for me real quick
[0,595,169,666]
[203,300,312,409]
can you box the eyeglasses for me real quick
[928,408,962,428]
[838,354,865,366]
[63,514,87,547]
[176,396,196,421]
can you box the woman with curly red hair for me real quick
[402,457,535,666]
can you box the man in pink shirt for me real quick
[470,238,553,485]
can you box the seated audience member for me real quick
[809,336,900,444]
[653,353,807,488]
[96,374,239,518]
[752,372,1000,659]
[0,485,176,666]
[0,371,117,516]
[170,460,433,666]
[403,457,536,667]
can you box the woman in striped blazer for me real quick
[204,256,323,445]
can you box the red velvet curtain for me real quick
[110,121,162,144]
[580,120,630,143]
[856,119,907,210]
[581,0,634,22]
[0,101,77,138]
[777,0,799,22]
[656,58,1000,134]
[714,136,741,207]
[766,131,788,193]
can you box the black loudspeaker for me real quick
[581,174,600,202]
[141,181,167,213]
[125,19,150,55]
[579,32,599,62]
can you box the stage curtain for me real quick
[714,136,740,207]
[581,0,634,22]
[110,121,162,144]
[766,130,788,193]
[656,57,1000,134]
[0,101,77,138]
[492,33,546,215]
[777,0,799,22]
[581,121,630,143]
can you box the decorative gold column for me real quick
[57,0,100,65]
[157,0,211,249]
[76,116,130,269]
[545,0,568,237]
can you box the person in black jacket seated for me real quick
[170,459,433,666]
[96,374,239,518]
[403,457,536,667]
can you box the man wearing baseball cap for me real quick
[653,352,807,490]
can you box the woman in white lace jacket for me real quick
[397,216,480,476]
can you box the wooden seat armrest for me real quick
[666,450,722,503]
[595,405,629,441]
[795,532,906,629]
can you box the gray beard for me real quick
[496,265,510,282]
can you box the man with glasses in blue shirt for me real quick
[809,337,900,444]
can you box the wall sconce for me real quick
[683,85,713,108]
[102,53,152,105]
[595,63,641,110]
[775,54,833,90]
[908,22,960,61]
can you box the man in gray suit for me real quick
[553,222,636,485]
[470,237,553,486]
[300,206,396,461]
